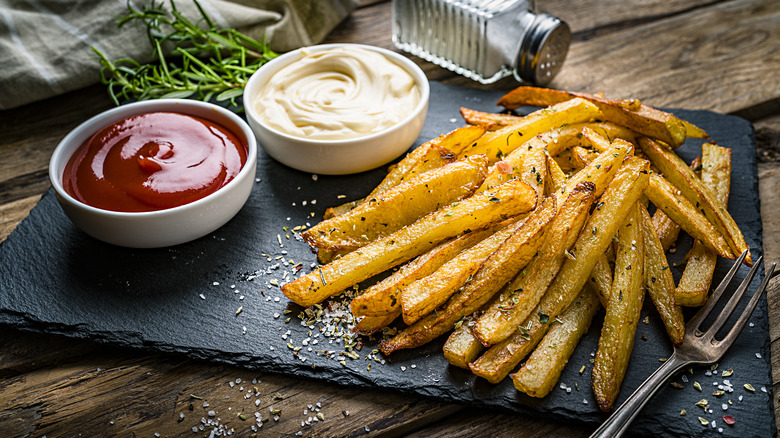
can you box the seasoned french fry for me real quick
[351,226,498,318]
[468,157,650,383]
[639,204,685,345]
[570,145,598,168]
[472,182,595,346]
[580,123,640,151]
[497,87,690,148]
[460,107,523,129]
[649,157,699,254]
[511,287,600,397]
[379,197,557,355]
[557,139,632,202]
[283,179,537,307]
[644,172,733,259]
[639,137,749,265]
[545,153,567,195]
[589,254,613,307]
[592,203,645,412]
[459,98,602,163]
[676,142,732,306]
[401,219,525,325]
[305,156,488,252]
[352,313,399,336]
[443,316,485,369]
[323,126,484,219]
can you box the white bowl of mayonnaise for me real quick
[244,43,429,175]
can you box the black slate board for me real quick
[0,82,774,437]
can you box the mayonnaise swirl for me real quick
[255,47,420,140]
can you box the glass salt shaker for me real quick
[392,0,570,85]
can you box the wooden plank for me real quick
[552,0,780,114]
[0,342,461,437]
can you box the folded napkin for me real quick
[0,0,355,109]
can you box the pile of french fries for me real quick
[281,86,749,412]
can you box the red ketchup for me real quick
[63,112,247,212]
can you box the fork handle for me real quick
[590,354,689,438]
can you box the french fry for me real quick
[545,153,567,195]
[580,123,640,151]
[468,157,650,383]
[323,126,484,219]
[497,87,691,148]
[511,287,600,398]
[459,98,602,163]
[589,254,613,307]
[283,179,537,307]
[639,204,685,345]
[639,137,749,265]
[570,145,598,168]
[304,156,489,253]
[401,219,526,325]
[676,142,732,306]
[472,182,595,346]
[379,197,557,355]
[443,316,485,369]
[351,226,498,318]
[557,139,632,202]
[649,156,699,253]
[644,172,733,259]
[592,203,645,412]
[352,313,399,336]
[460,107,523,129]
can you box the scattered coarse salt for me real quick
[312,174,318,181]
[756,353,762,359]
[199,293,206,300]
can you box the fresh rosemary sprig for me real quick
[93,0,277,108]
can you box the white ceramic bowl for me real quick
[244,43,430,175]
[49,99,257,248]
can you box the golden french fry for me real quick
[283,179,538,307]
[651,210,680,252]
[649,156,699,254]
[592,203,645,412]
[401,220,524,325]
[497,87,690,148]
[443,317,485,369]
[570,146,598,168]
[545,153,567,195]
[676,142,732,306]
[468,156,650,383]
[557,139,632,202]
[459,98,602,163]
[511,287,600,397]
[589,254,613,307]
[639,204,685,345]
[639,137,748,265]
[472,182,595,346]
[644,172,733,259]
[580,123,640,151]
[460,107,523,129]
[351,227,497,318]
[379,197,557,355]
[323,126,484,219]
[305,156,489,252]
[681,119,710,140]
[352,313,399,336]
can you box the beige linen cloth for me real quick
[0,0,355,109]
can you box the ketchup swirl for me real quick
[63,112,247,212]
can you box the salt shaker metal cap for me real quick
[515,13,571,85]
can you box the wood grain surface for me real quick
[1,1,779,436]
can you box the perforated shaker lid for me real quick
[515,13,571,85]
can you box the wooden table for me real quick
[1,1,778,436]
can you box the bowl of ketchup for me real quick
[49,99,257,248]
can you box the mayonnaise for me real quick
[254,47,421,140]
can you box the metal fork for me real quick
[590,250,776,438]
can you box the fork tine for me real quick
[701,255,763,341]
[688,250,749,335]
[715,262,775,352]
